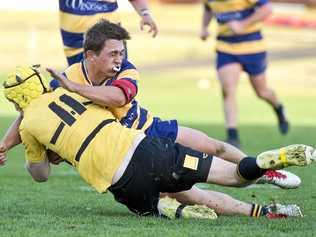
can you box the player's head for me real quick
[83,19,130,56]
[3,65,50,111]
[83,20,131,78]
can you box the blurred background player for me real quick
[59,0,158,65]
[200,0,289,148]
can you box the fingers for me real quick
[140,18,158,37]
[46,68,64,81]
[0,157,7,166]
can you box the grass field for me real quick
[0,4,316,237]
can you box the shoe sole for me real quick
[181,205,218,220]
[256,144,314,169]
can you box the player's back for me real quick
[22,88,141,192]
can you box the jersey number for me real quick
[48,94,87,144]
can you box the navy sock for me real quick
[274,104,286,122]
[227,128,239,140]
[237,157,267,181]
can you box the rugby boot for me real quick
[157,197,217,220]
[256,144,315,169]
[256,170,301,189]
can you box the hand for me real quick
[46,68,78,92]
[228,20,245,34]
[0,142,8,166]
[200,28,210,41]
[140,15,158,38]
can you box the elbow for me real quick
[33,176,48,183]
[26,161,50,183]
[111,95,128,107]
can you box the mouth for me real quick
[112,65,121,72]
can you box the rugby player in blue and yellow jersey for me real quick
[2,65,312,218]
[50,19,300,189]
[59,0,158,65]
[200,0,289,148]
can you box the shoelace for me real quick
[264,170,287,180]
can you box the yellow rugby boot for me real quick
[256,144,315,170]
[157,197,217,220]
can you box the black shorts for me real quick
[108,136,213,216]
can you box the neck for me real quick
[84,60,110,86]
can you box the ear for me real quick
[85,50,97,61]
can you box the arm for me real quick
[200,4,213,41]
[129,0,158,37]
[47,68,136,108]
[0,114,23,166]
[20,120,50,182]
[228,3,272,34]
[26,158,50,182]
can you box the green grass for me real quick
[1,4,316,237]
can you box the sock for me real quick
[250,204,269,217]
[227,128,239,140]
[274,104,286,122]
[237,157,267,181]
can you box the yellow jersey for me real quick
[20,88,141,193]
[204,0,269,54]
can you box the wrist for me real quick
[140,8,150,17]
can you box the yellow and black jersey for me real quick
[20,88,142,193]
[204,0,269,54]
[50,60,155,131]
[59,0,120,63]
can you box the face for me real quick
[91,39,125,79]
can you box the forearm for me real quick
[1,115,22,149]
[241,3,272,28]
[201,6,213,29]
[73,84,126,108]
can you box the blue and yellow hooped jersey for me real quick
[59,0,120,63]
[50,60,154,132]
[204,0,269,54]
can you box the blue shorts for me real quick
[216,51,267,76]
[145,118,178,142]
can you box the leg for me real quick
[175,126,246,164]
[249,72,289,134]
[249,72,279,107]
[218,63,242,146]
[168,186,252,216]
[165,186,303,218]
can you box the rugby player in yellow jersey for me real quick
[2,65,314,218]
[59,0,158,65]
[200,0,289,148]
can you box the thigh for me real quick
[217,55,242,94]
